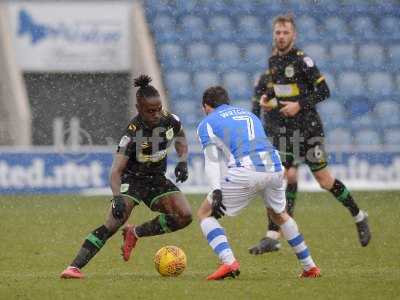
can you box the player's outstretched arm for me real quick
[174,129,189,183]
[109,153,129,197]
[203,144,225,219]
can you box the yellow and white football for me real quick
[154,245,187,277]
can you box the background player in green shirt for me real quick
[249,15,371,254]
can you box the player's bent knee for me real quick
[285,168,298,184]
[164,214,190,232]
[179,212,193,228]
[286,174,298,185]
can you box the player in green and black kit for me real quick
[61,75,192,278]
[248,15,371,255]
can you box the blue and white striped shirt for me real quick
[197,104,282,172]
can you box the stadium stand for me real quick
[143,0,400,147]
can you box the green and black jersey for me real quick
[252,47,330,133]
[117,111,182,177]
[252,47,330,171]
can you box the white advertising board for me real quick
[7,2,132,72]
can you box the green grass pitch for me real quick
[1,192,399,299]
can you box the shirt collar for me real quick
[214,104,230,112]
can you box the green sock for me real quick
[329,179,360,217]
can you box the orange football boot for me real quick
[121,224,138,261]
[207,260,240,280]
[60,266,84,279]
[299,266,321,278]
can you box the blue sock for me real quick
[280,217,316,271]
[200,217,235,265]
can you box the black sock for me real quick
[267,216,280,232]
[286,183,298,216]
[329,179,360,217]
[135,214,183,237]
[71,225,110,269]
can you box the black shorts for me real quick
[269,123,328,172]
[120,174,180,209]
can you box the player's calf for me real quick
[135,213,192,238]
[328,179,372,246]
[69,225,111,269]
[275,214,320,276]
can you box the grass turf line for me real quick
[0,192,399,300]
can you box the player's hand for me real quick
[259,95,278,112]
[175,161,188,183]
[211,189,226,219]
[280,101,300,117]
[111,195,126,220]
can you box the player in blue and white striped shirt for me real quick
[196,86,321,280]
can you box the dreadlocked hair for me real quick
[134,74,160,100]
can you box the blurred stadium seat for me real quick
[296,16,320,43]
[243,43,269,71]
[388,44,400,71]
[351,113,375,130]
[164,70,192,100]
[222,71,251,100]
[358,44,385,71]
[351,16,377,41]
[237,15,263,42]
[326,128,353,146]
[303,44,329,69]
[354,129,382,146]
[324,17,350,42]
[215,43,241,71]
[345,97,372,118]
[144,0,400,146]
[152,15,179,43]
[180,15,205,42]
[193,71,220,97]
[380,16,400,41]
[375,100,400,128]
[337,72,364,97]
[159,43,185,69]
[209,16,234,43]
[186,43,213,70]
[366,72,394,97]
[318,100,346,129]
[384,128,400,146]
[330,44,356,70]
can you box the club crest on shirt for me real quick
[166,128,174,140]
[285,65,295,78]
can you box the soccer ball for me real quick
[154,245,187,277]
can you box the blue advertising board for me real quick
[0,149,399,194]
